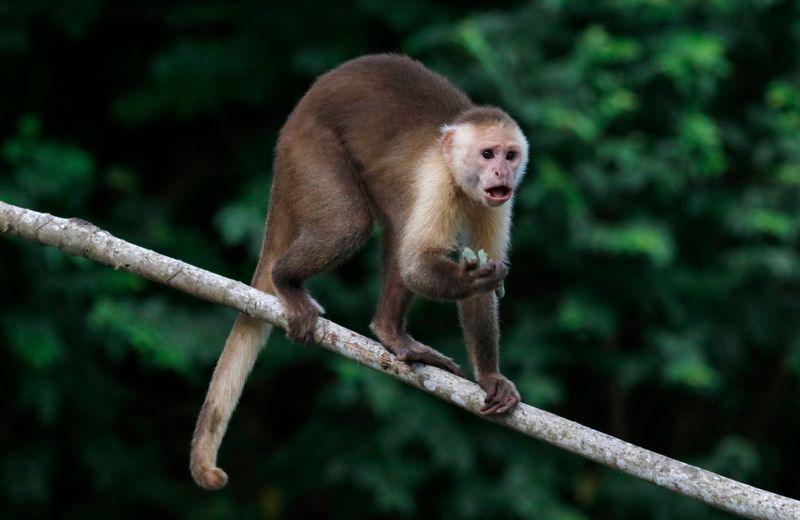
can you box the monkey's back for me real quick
[286,56,470,161]
[299,54,471,146]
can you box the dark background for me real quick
[1,0,800,518]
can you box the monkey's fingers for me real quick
[480,401,505,415]
[470,275,505,293]
[463,258,480,271]
[479,377,499,402]
[484,260,508,278]
[491,381,517,414]
[478,376,519,415]
[494,392,520,414]
[471,278,503,293]
[468,260,507,280]
[469,260,495,276]
[467,260,508,293]
[480,382,505,415]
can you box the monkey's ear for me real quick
[440,125,456,164]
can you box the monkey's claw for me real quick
[478,374,520,415]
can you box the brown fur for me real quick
[190,54,527,490]
[453,106,518,128]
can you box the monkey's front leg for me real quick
[458,293,520,415]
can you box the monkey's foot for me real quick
[284,302,319,344]
[477,373,520,415]
[192,464,229,490]
[379,338,465,377]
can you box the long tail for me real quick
[190,200,289,490]
[190,314,272,489]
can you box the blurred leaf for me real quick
[0,445,52,505]
[557,292,616,339]
[679,112,727,176]
[87,297,229,373]
[2,116,94,208]
[3,314,64,370]
[657,32,729,97]
[580,220,675,266]
[578,25,642,65]
[214,177,270,256]
[17,376,61,425]
[701,436,761,482]
[654,330,720,392]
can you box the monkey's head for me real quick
[441,107,529,207]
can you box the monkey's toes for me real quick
[396,348,465,378]
[193,466,229,490]
[286,312,319,344]
[438,359,466,378]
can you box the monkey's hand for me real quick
[477,373,520,415]
[463,258,508,296]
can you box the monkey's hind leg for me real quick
[269,127,373,344]
[272,222,372,342]
[370,233,465,377]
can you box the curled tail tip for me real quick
[192,465,229,490]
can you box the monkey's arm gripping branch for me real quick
[2,200,799,520]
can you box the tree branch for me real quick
[1,200,797,520]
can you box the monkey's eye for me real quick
[506,151,516,161]
[481,149,494,159]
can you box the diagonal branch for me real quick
[1,200,797,520]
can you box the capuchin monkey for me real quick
[191,54,529,490]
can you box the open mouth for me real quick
[484,186,512,204]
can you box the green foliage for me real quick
[2,0,800,518]
[1,115,94,208]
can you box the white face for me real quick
[441,123,529,207]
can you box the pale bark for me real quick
[1,200,798,520]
